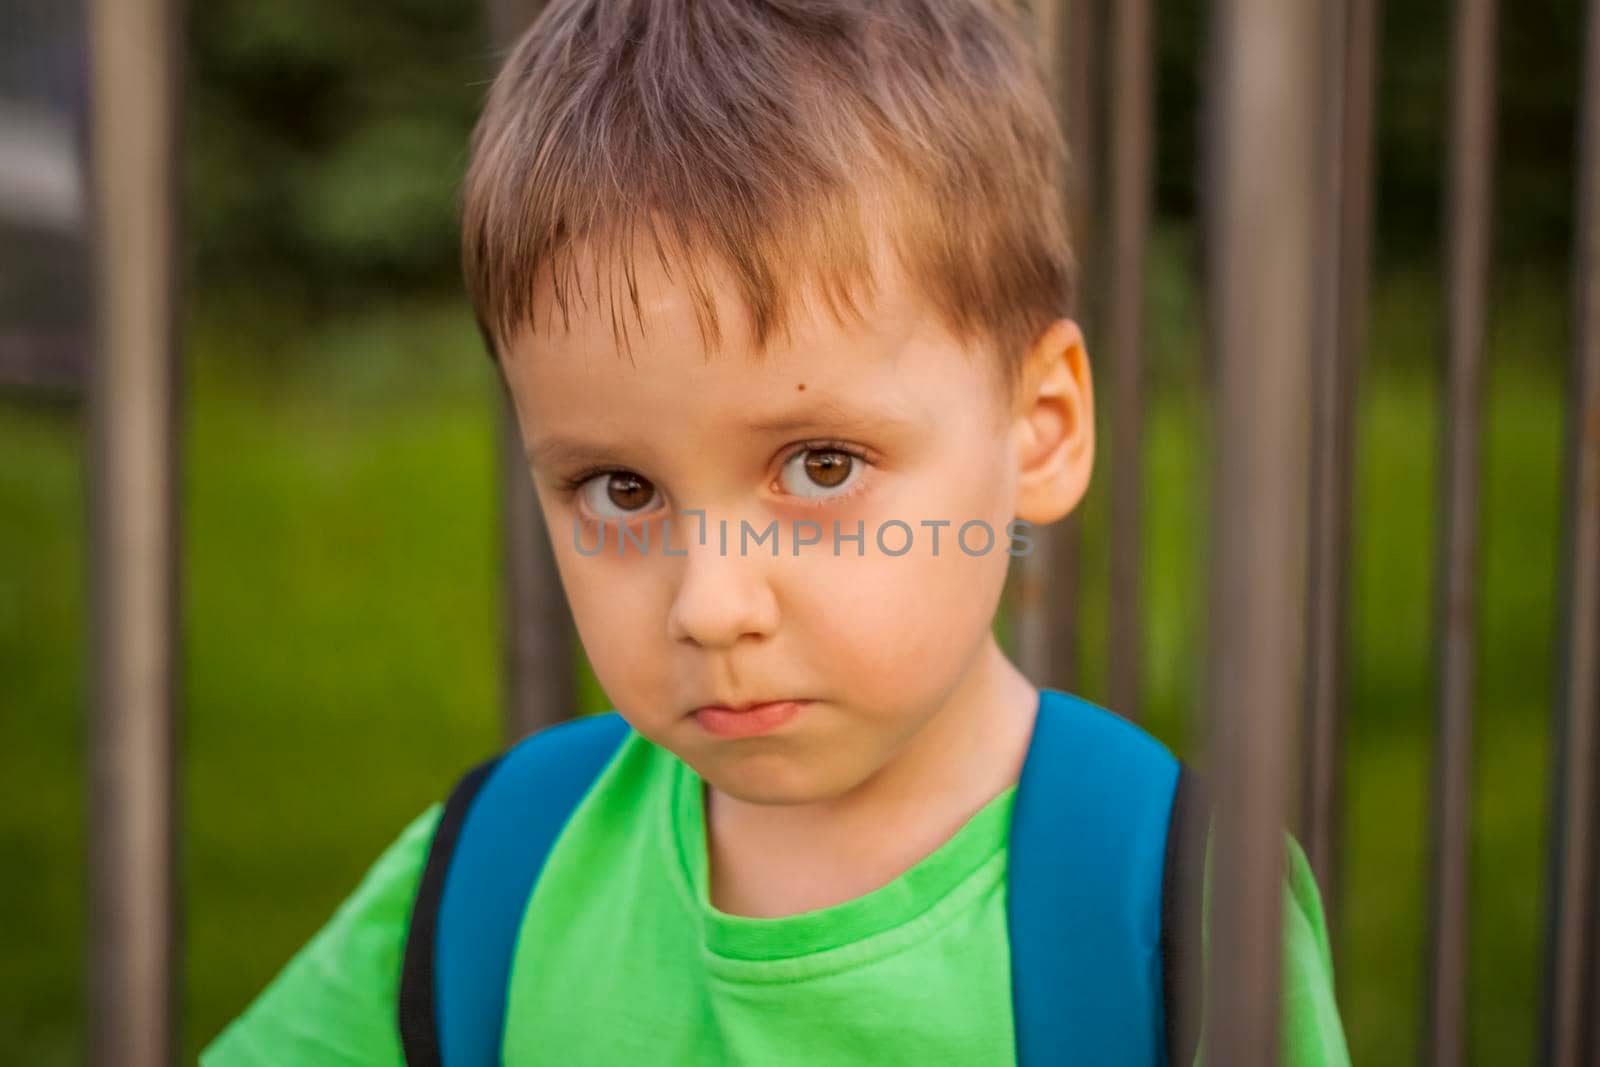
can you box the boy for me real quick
[203,0,1351,1064]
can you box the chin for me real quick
[701,751,860,807]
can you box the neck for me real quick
[703,638,1040,917]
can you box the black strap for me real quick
[1161,763,1211,1067]
[398,755,503,1067]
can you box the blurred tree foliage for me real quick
[184,0,1586,321]
[185,1,493,317]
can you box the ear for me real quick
[1011,318,1094,525]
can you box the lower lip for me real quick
[693,700,811,739]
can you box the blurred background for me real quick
[0,0,1590,1063]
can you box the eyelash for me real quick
[558,439,875,512]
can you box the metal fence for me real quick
[72,0,1600,1064]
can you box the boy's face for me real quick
[501,231,1088,806]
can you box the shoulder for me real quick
[1277,834,1352,1067]
[1015,689,1182,867]
[1024,688,1180,796]
[1187,831,1352,1067]
[464,711,647,824]
[200,718,648,1067]
[199,803,444,1067]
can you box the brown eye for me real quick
[606,472,653,510]
[578,471,659,519]
[779,447,863,500]
[804,450,852,488]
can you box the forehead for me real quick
[502,229,1006,446]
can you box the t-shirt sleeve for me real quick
[1278,833,1352,1067]
[199,802,444,1067]
[1191,831,1353,1067]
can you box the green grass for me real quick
[179,306,508,1059]
[0,397,86,1066]
[0,256,1574,1064]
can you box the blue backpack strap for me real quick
[1008,687,1182,1066]
[398,752,501,1067]
[398,712,632,1067]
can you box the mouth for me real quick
[691,699,812,739]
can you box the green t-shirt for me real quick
[201,728,1351,1066]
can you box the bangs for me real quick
[462,0,1074,393]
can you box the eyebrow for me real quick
[740,396,916,436]
[527,397,917,469]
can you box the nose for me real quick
[664,516,780,649]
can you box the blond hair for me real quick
[461,0,1074,395]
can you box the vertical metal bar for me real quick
[84,0,184,1064]
[1062,0,1100,328]
[1303,0,1350,933]
[484,0,576,740]
[1104,0,1152,721]
[1301,0,1380,947]
[1032,0,1102,316]
[1016,0,1096,694]
[1540,1,1600,1062]
[1201,0,1322,1062]
[1425,2,1497,1063]
[498,390,576,738]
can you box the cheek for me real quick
[790,444,1016,680]
[543,523,671,708]
[788,526,1010,700]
